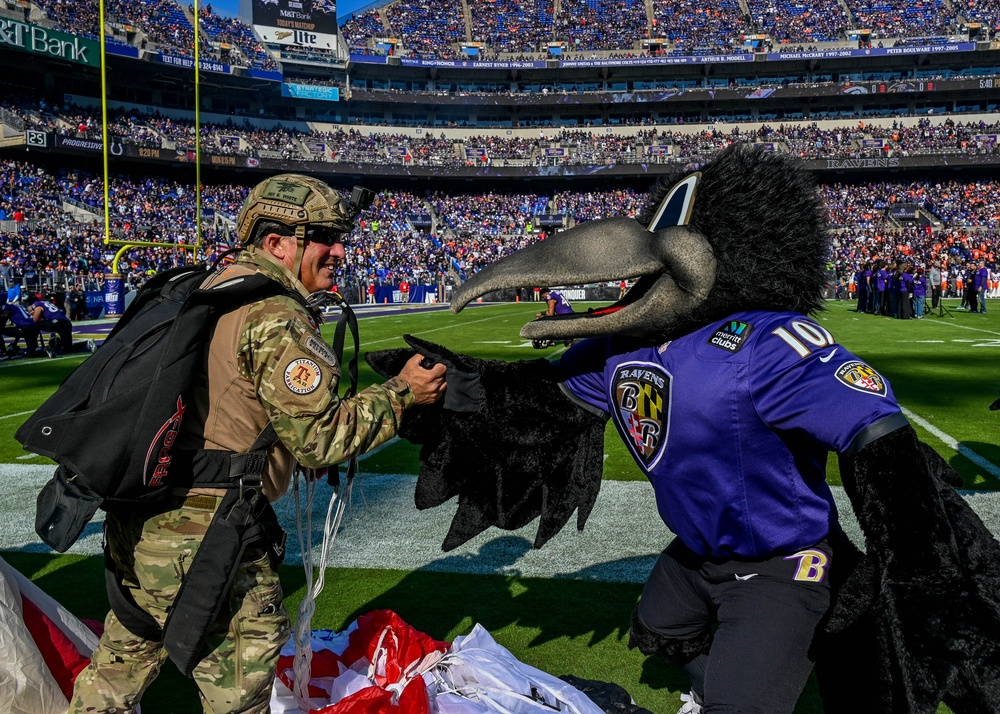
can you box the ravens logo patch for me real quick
[611,362,672,470]
[835,360,887,397]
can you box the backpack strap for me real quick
[328,293,360,486]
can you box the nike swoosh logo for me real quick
[819,349,839,363]
[735,573,758,581]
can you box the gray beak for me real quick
[451,218,717,340]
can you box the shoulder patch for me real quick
[835,360,887,397]
[707,320,754,353]
[304,335,338,366]
[284,358,322,394]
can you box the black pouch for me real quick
[163,488,268,676]
[35,465,103,552]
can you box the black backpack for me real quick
[16,264,303,551]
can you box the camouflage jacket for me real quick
[188,247,414,500]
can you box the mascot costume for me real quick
[368,145,1000,713]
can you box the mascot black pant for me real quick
[636,538,832,713]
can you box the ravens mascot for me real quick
[368,145,1000,713]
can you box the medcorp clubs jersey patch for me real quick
[611,361,672,470]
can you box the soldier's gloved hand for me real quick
[403,334,481,413]
[398,353,447,405]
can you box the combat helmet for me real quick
[236,174,374,278]
[236,173,356,244]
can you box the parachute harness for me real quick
[290,291,360,712]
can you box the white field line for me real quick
[0,410,34,421]
[0,354,79,369]
[907,318,1000,337]
[901,406,1000,481]
[350,311,515,348]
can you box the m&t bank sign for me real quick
[0,20,98,66]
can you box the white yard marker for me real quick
[361,313,510,347]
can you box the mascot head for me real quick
[451,144,830,342]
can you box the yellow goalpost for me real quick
[98,0,204,276]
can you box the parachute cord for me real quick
[292,468,353,712]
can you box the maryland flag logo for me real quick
[835,360,887,397]
[611,362,671,470]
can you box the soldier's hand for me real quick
[398,353,447,405]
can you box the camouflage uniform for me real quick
[71,175,413,714]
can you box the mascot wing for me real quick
[366,335,607,551]
[827,425,1000,713]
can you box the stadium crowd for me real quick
[747,0,851,44]
[2,156,1000,308]
[340,0,973,57]
[23,0,985,64]
[652,0,752,55]
[13,99,1000,164]
[33,0,275,70]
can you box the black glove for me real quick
[367,337,607,550]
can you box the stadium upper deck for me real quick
[4,0,1000,138]
[8,0,1000,65]
[2,2,1000,201]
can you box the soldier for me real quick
[70,174,447,714]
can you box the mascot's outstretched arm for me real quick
[366,335,607,551]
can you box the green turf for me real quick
[0,298,985,713]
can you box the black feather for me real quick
[639,144,830,325]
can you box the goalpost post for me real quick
[98,0,204,314]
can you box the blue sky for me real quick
[208,0,373,22]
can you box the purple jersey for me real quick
[545,291,573,315]
[975,267,990,291]
[3,303,34,328]
[560,310,904,558]
[30,300,67,321]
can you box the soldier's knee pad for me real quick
[627,606,712,663]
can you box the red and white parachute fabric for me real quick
[0,556,101,714]
[273,609,450,714]
[271,610,604,714]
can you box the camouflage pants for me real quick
[70,495,290,714]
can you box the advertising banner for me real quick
[156,52,232,74]
[281,82,340,101]
[253,0,339,52]
[103,275,123,318]
[0,19,99,67]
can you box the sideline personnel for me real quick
[70,174,447,714]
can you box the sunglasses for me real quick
[304,226,346,246]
